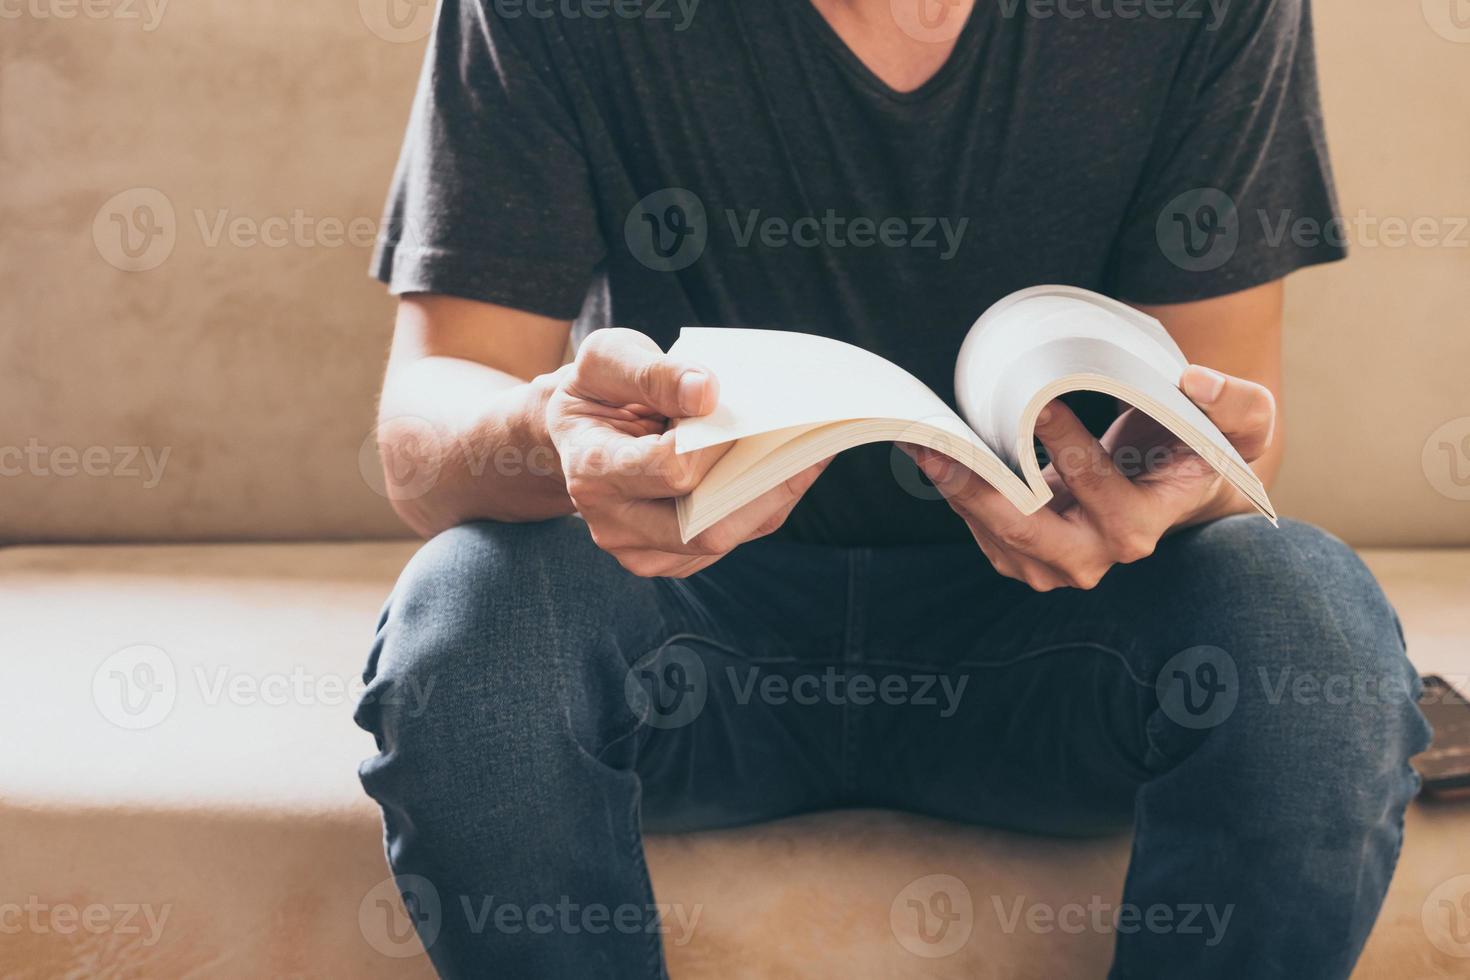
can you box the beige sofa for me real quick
[3,2,1468,977]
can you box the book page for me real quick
[678,416,1037,542]
[954,286,1187,462]
[669,328,973,452]
[951,287,1273,521]
[991,338,1257,479]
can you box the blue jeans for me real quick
[354,515,1430,979]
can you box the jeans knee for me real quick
[354,518,652,807]
[1150,518,1430,806]
[386,517,602,636]
[1173,517,1405,674]
[360,522,577,706]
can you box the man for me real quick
[353,0,1430,976]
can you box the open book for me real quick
[669,285,1276,542]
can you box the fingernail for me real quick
[677,370,708,415]
[1037,405,1054,426]
[1184,366,1225,405]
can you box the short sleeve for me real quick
[1107,0,1346,304]
[371,0,605,319]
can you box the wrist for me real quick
[522,367,565,451]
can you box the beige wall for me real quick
[1,1,1467,546]
[1275,2,1470,547]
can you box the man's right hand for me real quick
[546,328,828,578]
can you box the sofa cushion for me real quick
[2,543,1467,977]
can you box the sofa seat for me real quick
[3,542,1467,979]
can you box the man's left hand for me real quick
[905,365,1276,592]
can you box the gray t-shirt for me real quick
[373,0,1344,546]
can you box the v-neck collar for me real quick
[794,0,984,104]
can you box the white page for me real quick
[951,285,1272,520]
[979,338,1257,480]
[670,328,971,453]
[954,286,1187,453]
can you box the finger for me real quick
[915,449,1085,564]
[740,460,831,541]
[1180,365,1276,461]
[595,458,831,559]
[609,549,718,580]
[963,523,1068,592]
[691,458,831,551]
[565,429,733,502]
[967,525,1037,583]
[1032,400,1141,517]
[918,449,1121,588]
[569,328,719,419]
[1136,457,1224,527]
[1008,559,1073,592]
[588,498,696,558]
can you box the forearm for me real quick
[376,355,572,537]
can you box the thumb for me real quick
[570,328,718,418]
[1180,364,1275,461]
